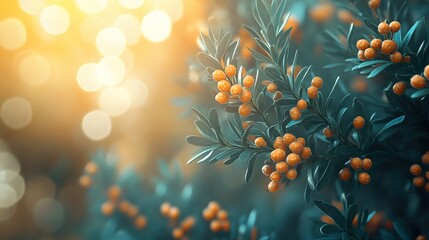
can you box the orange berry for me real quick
[287,65,302,78]
[230,84,243,96]
[370,39,382,50]
[353,116,365,129]
[221,220,231,231]
[283,133,296,146]
[271,148,286,162]
[242,121,251,129]
[268,181,279,192]
[273,137,286,150]
[422,152,429,164]
[362,158,373,170]
[160,202,171,216]
[296,137,306,146]
[202,208,216,221]
[212,70,226,82]
[425,171,429,180]
[85,162,98,174]
[255,137,267,148]
[350,157,363,170]
[217,210,228,220]
[172,228,184,239]
[238,104,252,117]
[323,127,334,138]
[390,52,402,63]
[267,83,278,93]
[135,215,147,229]
[217,80,231,92]
[108,185,121,202]
[79,175,92,187]
[210,220,222,232]
[413,176,425,188]
[119,200,131,213]
[424,65,429,79]
[286,169,298,180]
[378,22,390,35]
[393,82,406,95]
[215,92,229,104]
[286,153,301,167]
[358,172,371,185]
[389,21,401,33]
[403,55,411,63]
[425,183,429,192]
[289,107,302,120]
[381,40,397,54]
[276,161,289,173]
[311,76,323,88]
[300,147,312,160]
[225,65,236,77]
[127,205,139,218]
[410,164,422,176]
[208,201,220,213]
[262,165,274,176]
[356,39,370,51]
[339,168,352,181]
[368,0,380,10]
[239,89,252,103]
[364,47,376,60]
[296,99,308,110]
[169,206,180,220]
[307,86,319,99]
[410,75,427,89]
[181,216,195,232]
[273,91,283,100]
[358,50,366,61]
[270,171,283,182]
[243,75,254,88]
[416,235,427,240]
[101,202,115,216]
[289,141,304,154]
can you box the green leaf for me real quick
[187,148,214,164]
[307,165,316,190]
[367,62,393,78]
[346,204,357,229]
[241,125,254,146]
[320,224,340,235]
[197,52,221,70]
[351,60,389,71]
[185,136,215,146]
[208,108,223,143]
[411,88,429,98]
[400,19,421,50]
[245,152,258,183]
[374,115,405,141]
[314,201,346,229]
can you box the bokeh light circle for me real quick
[96,56,125,86]
[80,16,108,44]
[114,14,141,46]
[0,170,25,203]
[75,0,107,15]
[19,54,51,86]
[77,63,102,92]
[0,184,17,208]
[96,27,126,57]
[156,0,184,22]
[123,79,149,108]
[82,110,112,141]
[1,98,32,129]
[0,18,27,50]
[40,5,70,35]
[141,10,172,43]
[19,0,46,15]
[33,198,64,233]
[119,0,144,9]
[0,152,20,173]
[99,87,131,117]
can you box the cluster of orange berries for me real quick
[307,76,323,100]
[356,21,409,64]
[202,201,231,233]
[100,186,148,229]
[79,161,98,188]
[339,157,373,185]
[257,133,312,192]
[212,65,256,117]
[160,202,195,239]
[392,65,429,95]
[409,151,429,191]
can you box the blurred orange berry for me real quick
[368,0,381,10]
[225,65,236,77]
[307,86,319,99]
[271,149,287,162]
[310,3,335,23]
[300,147,312,160]
[364,47,376,60]
[410,75,427,89]
[181,216,195,232]
[169,207,180,220]
[210,220,222,232]
[389,21,401,33]
[79,175,92,187]
[353,116,365,129]
[135,215,147,229]
[289,141,304,154]
[267,83,278,93]
[221,220,231,231]
[270,171,283,182]
[422,151,429,164]
[323,127,334,138]
[283,133,296,146]
[239,89,252,103]
[160,202,171,216]
[358,172,371,185]
[172,228,184,239]
[127,205,139,218]
[362,158,373,170]
[217,80,231,92]
[403,55,411,63]
[424,65,429,79]
[393,82,406,95]
[287,65,302,78]
[119,200,130,213]
[202,208,216,221]
[390,52,403,63]
[381,40,397,54]
[289,107,302,120]
[273,91,283,100]
[230,84,243,96]
[370,39,382,50]
[85,162,98,175]
[339,168,352,181]
[217,210,228,220]
[413,176,425,188]
[208,201,220,213]
[410,164,422,176]
[243,75,254,88]
[101,202,115,216]
[416,235,427,240]
[239,104,252,117]
[108,185,121,202]
[296,137,306,146]
[311,77,323,89]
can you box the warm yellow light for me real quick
[75,0,107,15]
[96,27,126,56]
[123,78,149,108]
[121,48,134,73]
[0,170,25,208]
[1,98,32,129]
[114,14,141,46]
[99,87,131,117]
[80,16,107,44]
[0,18,27,51]
[40,5,70,35]
[119,0,144,9]
[96,56,125,86]
[141,10,172,43]
[156,0,184,22]
[82,110,112,141]
[19,0,46,15]
[77,63,102,92]
[19,54,51,86]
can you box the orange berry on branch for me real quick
[160,202,171,216]
[172,228,184,239]
[350,157,363,170]
[413,176,425,188]
[271,149,287,162]
[353,116,365,129]
[362,158,373,170]
[286,153,301,167]
[286,169,298,180]
[289,141,304,154]
[389,21,401,33]
[381,40,397,54]
[208,201,220,213]
[393,82,406,95]
[422,151,429,164]
[296,137,306,146]
[215,92,229,104]
[85,162,98,175]
[289,107,302,120]
[108,185,121,202]
[368,0,380,10]
[212,69,226,82]
[323,127,335,138]
[410,75,427,89]
[238,104,252,117]
[217,210,228,220]
[356,39,370,51]
[268,181,279,192]
[364,47,376,60]
[262,165,274,176]
[230,84,243,96]
[135,215,147,229]
[270,171,283,182]
[276,161,289,173]
[221,220,231,231]
[307,86,319,99]
[296,99,308,110]
[339,168,352,181]
[424,65,429,79]
[273,137,286,150]
[101,202,115,216]
[311,76,323,88]
[300,147,312,160]
[225,65,236,77]
[283,133,296,146]
[273,91,283,100]
[358,172,371,185]
[243,75,254,88]
[181,217,195,232]
[169,206,180,220]
[210,220,222,232]
[239,89,252,103]
[370,39,382,50]
[390,51,402,63]
[287,65,302,78]
[267,83,278,93]
[358,50,366,61]
[410,164,422,176]
[378,22,390,35]
[202,208,216,221]
[217,80,231,92]
[127,205,139,218]
[255,137,268,148]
